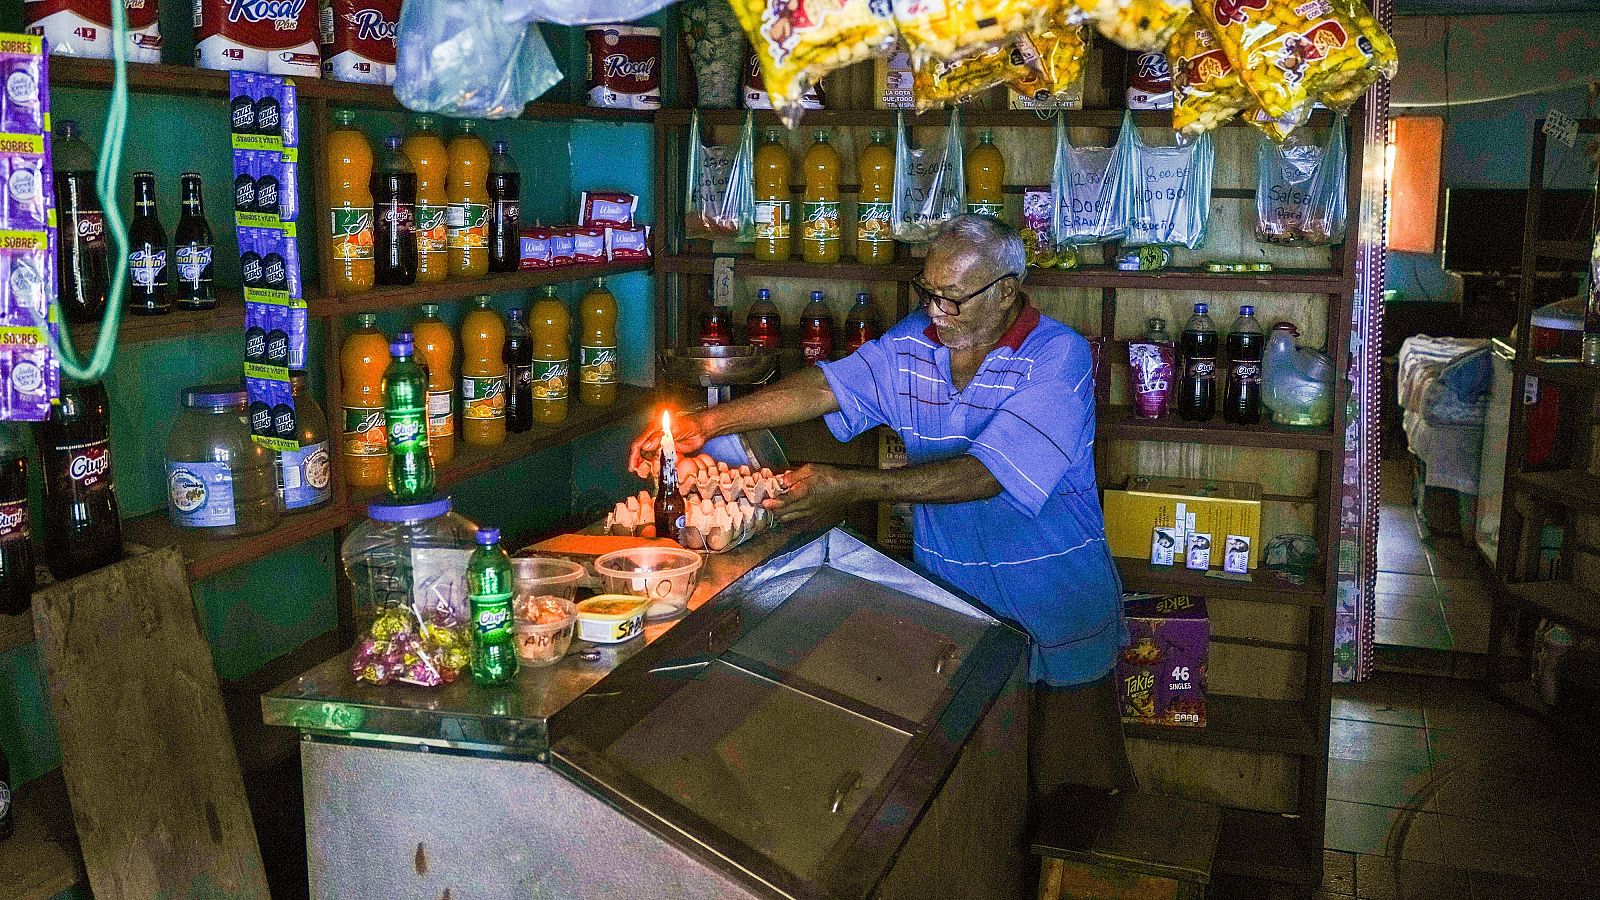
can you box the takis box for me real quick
[1116,593,1207,728]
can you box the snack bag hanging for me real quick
[1318,0,1398,109]
[1256,114,1346,244]
[1007,14,1088,108]
[1246,104,1311,142]
[893,0,1041,65]
[1170,18,1253,137]
[1190,0,1370,120]
[912,35,1042,111]
[1074,0,1191,53]
[1119,113,1214,249]
[892,109,967,243]
[685,109,757,241]
[731,0,897,126]
[1049,113,1128,247]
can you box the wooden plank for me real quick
[1512,469,1600,512]
[1115,557,1325,607]
[121,502,355,583]
[1211,807,1314,886]
[67,293,247,349]
[1121,694,1317,756]
[308,261,653,317]
[0,768,86,900]
[1499,579,1600,635]
[1515,358,1600,391]
[32,548,269,900]
[1098,405,1337,450]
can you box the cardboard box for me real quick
[878,428,913,553]
[874,49,915,109]
[1116,593,1208,728]
[1101,476,1262,570]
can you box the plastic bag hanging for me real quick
[499,0,677,26]
[684,110,757,241]
[395,0,562,119]
[1050,113,1128,248]
[1119,113,1214,249]
[891,108,967,243]
[1256,114,1347,245]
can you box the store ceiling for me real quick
[1396,0,1598,13]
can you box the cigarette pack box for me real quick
[1101,476,1261,570]
[1116,593,1207,728]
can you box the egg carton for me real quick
[606,457,787,554]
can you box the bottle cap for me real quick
[396,330,413,343]
[494,140,509,153]
[333,108,355,125]
[811,290,824,301]
[855,292,869,303]
[419,303,440,317]
[59,119,78,138]
[367,495,453,522]
[1148,317,1165,329]
[181,383,248,409]
[476,527,500,545]
[390,339,413,357]
[757,288,771,300]
[507,307,524,320]
[1240,305,1255,316]
[356,313,379,328]
[1194,303,1209,314]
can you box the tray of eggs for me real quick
[606,455,787,553]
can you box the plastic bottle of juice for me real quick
[856,129,895,265]
[801,130,841,264]
[328,109,375,293]
[800,291,835,365]
[460,296,507,446]
[412,303,456,466]
[965,129,1005,218]
[753,129,792,262]
[402,117,450,285]
[745,287,781,350]
[578,277,618,408]
[446,121,491,280]
[340,314,388,488]
[530,286,571,425]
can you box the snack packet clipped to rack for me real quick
[1170,18,1253,138]
[1191,0,1372,120]
[1007,11,1088,109]
[1074,0,1191,52]
[731,0,896,127]
[893,0,1042,65]
[684,109,756,241]
[912,35,1042,111]
[1255,115,1347,245]
[1318,0,1398,110]
[0,34,58,421]
[1049,113,1128,248]
[1118,113,1214,249]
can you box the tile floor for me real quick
[1375,459,1493,655]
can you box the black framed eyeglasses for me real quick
[911,273,1015,315]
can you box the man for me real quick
[630,215,1133,798]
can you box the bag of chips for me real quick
[1006,13,1088,108]
[893,0,1042,65]
[1245,104,1312,142]
[1191,0,1373,120]
[1170,18,1253,137]
[1318,0,1398,110]
[892,108,967,242]
[912,35,1042,111]
[1255,114,1347,245]
[1118,113,1215,249]
[1050,113,1128,247]
[685,109,757,241]
[730,0,897,126]
[1074,0,1192,52]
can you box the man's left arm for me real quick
[765,456,1001,525]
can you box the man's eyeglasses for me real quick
[911,273,1015,316]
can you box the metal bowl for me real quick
[659,346,780,387]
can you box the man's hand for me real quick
[627,410,713,475]
[763,463,862,527]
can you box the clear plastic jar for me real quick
[276,372,332,513]
[166,383,282,538]
[342,495,479,686]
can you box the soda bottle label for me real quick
[426,390,454,437]
[174,243,212,285]
[802,338,831,365]
[532,358,568,401]
[1229,361,1261,385]
[580,346,617,384]
[62,439,112,492]
[966,202,1003,217]
[857,202,893,243]
[415,204,449,252]
[386,404,428,453]
[331,207,375,260]
[753,200,790,239]
[129,248,166,286]
[802,201,840,244]
[381,200,415,235]
[472,591,514,639]
[278,441,331,510]
[74,210,107,248]
[447,203,488,248]
[0,498,30,543]
[1186,359,1216,379]
[461,375,506,420]
[166,461,237,528]
[342,406,388,457]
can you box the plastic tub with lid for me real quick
[276,372,332,513]
[510,557,584,666]
[166,382,281,538]
[575,595,649,643]
[593,546,702,621]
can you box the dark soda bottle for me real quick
[468,527,517,685]
[1224,304,1264,426]
[843,292,878,354]
[487,140,521,273]
[746,288,781,349]
[0,426,36,616]
[127,172,169,315]
[37,380,124,579]
[1177,303,1217,423]
[373,135,417,286]
[700,305,732,347]
[800,290,835,364]
[172,173,216,310]
[503,307,533,434]
[653,443,685,543]
[52,120,110,325]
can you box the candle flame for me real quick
[661,409,673,442]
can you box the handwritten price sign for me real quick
[1544,110,1579,149]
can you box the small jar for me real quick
[276,372,332,513]
[166,383,282,538]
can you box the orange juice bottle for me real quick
[753,129,792,262]
[530,286,571,425]
[857,129,895,265]
[578,276,618,408]
[413,303,456,466]
[801,130,841,264]
[328,109,375,294]
[965,129,1005,217]
[446,121,491,280]
[340,314,388,487]
[403,117,450,285]
[460,295,506,446]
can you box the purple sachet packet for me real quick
[1127,340,1175,419]
[0,44,45,136]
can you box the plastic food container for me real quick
[593,546,703,621]
[511,556,586,600]
[576,595,649,643]
[166,383,281,538]
[510,557,584,666]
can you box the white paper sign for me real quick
[1544,110,1578,149]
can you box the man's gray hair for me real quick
[937,214,1028,283]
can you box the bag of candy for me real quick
[1074,0,1192,53]
[1255,114,1346,245]
[1191,0,1372,120]
[1050,113,1128,248]
[685,109,757,241]
[730,0,897,127]
[912,35,1042,111]
[893,0,1042,66]
[1006,13,1088,109]
[892,108,967,242]
[1170,17,1253,138]
[1118,113,1214,249]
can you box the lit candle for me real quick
[659,409,678,476]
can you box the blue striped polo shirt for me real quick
[818,303,1127,686]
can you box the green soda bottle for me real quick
[383,337,434,500]
[468,527,517,685]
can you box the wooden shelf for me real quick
[0,768,86,900]
[1516,357,1600,390]
[1212,807,1316,886]
[1099,406,1337,450]
[1115,557,1326,608]
[1533,240,1591,263]
[657,107,1336,131]
[1509,469,1600,512]
[310,262,652,317]
[122,502,356,583]
[66,293,247,349]
[433,385,654,489]
[659,253,919,282]
[1498,579,1600,636]
[1122,694,1319,756]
